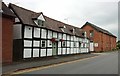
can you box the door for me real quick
[90,42,94,52]
[52,42,58,56]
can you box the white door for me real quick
[90,42,94,51]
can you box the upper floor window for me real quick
[62,41,66,47]
[38,19,44,26]
[41,40,46,48]
[90,30,94,37]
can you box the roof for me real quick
[81,22,117,38]
[1,2,15,17]
[9,3,85,38]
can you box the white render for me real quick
[23,49,32,58]
[24,26,32,38]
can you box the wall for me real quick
[2,15,14,64]
[82,24,116,52]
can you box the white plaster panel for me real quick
[63,34,66,40]
[13,24,22,39]
[67,41,70,47]
[24,26,32,38]
[47,49,52,56]
[48,30,52,39]
[41,49,46,57]
[24,40,32,47]
[58,33,62,39]
[71,36,74,41]
[67,48,70,54]
[34,27,40,38]
[71,48,74,54]
[41,29,46,38]
[58,48,62,55]
[23,49,32,58]
[62,48,66,54]
[33,49,39,57]
[33,41,40,47]
[58,42,61,47]
[53,32,57,38]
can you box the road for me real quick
[21,51,118,74]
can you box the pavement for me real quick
[1,53,99,75]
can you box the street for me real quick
[21,51,118,74]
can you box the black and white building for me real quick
[9,3,90,61]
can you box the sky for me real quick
[3,0,119,40]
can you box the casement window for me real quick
[61,28,64,32]
[41,40,46,48]
[62,41,66,47]
[38,20,44,26]
[74,42,76,47]
[90,30,94,37]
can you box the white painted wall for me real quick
[41,29,46,38]
[58,33,62,39]
[23,49,32,58]
[33,49,39,57]
[63,34,66,40]
[58,48,62,55]
[33,40,40,47]
[47,49,52,56]
[13,24,22,39]
[41,49,46,57]
[24,40,32,47]
[62,48,66,54]
[58,42,61,47]
[34,27,40,38]
[48,30,52,39]
[53,32,57,38]
[24,26,32,38]
[71,36,74,41]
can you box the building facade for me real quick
[1,2,15,63]
[9,3,90,61]
[81,22,117,52]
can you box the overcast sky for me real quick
[3,0,119,40]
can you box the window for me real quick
[62,41,66,47]
[74,42,76,47]
[90,30,94,37]
[41,40,46,47]
[38,20,44,26]
[61,28,64,32]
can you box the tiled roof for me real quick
[9,3,85,38]
[2,2,15,17]
[81,22,116,38]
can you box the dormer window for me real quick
[59,25,66,32]
[33,13,45,27]
[38,19,44,26]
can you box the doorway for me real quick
[52,42,58,56]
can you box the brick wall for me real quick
[2,15,14,64]
[82,24,116,52]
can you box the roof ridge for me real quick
[9,3,39,14]
[86,22,116,37]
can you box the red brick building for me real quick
[81,22,117,52]
[0,2,15,64]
